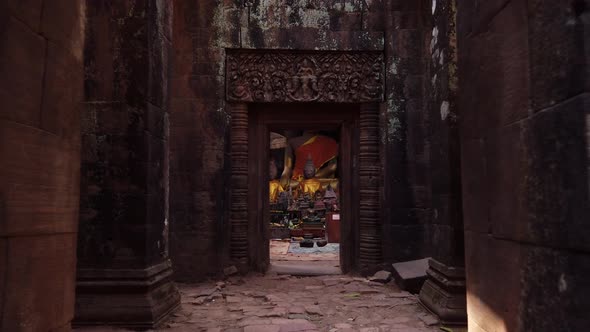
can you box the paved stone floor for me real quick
[159,273,441,332]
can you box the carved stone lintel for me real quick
[419,259,467,324]
[226,50,384,103]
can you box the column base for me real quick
[73,260,180,329]
[419,259,467,324]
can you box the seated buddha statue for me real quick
[269,159,284,203]
[299,156,322,196]
[280,131,339,191]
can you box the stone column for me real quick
[74,1,179,328]
[382,0,433,265]
[419,0,467,324]
[0,2,85,330]
[359,103,382,273]
[229,102,249,269]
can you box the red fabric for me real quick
[292,135,338,180]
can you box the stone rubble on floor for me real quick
[368,270,392,284]
[158,272,440,332]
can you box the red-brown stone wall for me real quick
[0,1,85,330]
[457,0,590,331]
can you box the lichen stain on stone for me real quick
[558,273,568,293]
[440,101,450,120]
[388,57,398,76]
[386,93,403,143]
[447,0,459,92]
[430,26,439,53]
[250,0,332,29]
[247,0,365,29]
[220,0,383,50]
[212,5,238,48]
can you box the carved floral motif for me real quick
[226,51,384,103]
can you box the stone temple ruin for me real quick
[1,0,589,331]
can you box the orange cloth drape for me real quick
[292,135,338,180]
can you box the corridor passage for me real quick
[161,273,439,332]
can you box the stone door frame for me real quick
[225,49,385,273]
[250,104,359,273]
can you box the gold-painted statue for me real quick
[269,159,284,203]
[299,156,322,196]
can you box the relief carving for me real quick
[227,51,384,103]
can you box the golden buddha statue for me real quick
[269,159,284,203]
[299,156,322,196]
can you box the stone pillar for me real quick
[420,260,466,324]
[359,103,382,273]
[382,0,433,264]
[74,1,179,328]
[229,102,249,269]
[419,0,467,324]
[0,2,85,330]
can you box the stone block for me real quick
[487,94,590,251]
[391,11,421,30]
[369,270,392,283]
[224,265,239,276]
[2,0,43,31]
[428,224,455,263]
[0,234,77,331]
[382,224,427,263]
[393,29,424,59]
[519,246,590,331]
[329,11,362,31]
[528,0,586,111]
[458,0,530,138]
[464,230,522,332]
[0,121,80,236]
[171,75,223,100]
[83,17,116,102]
[41,0,85,58]
[486,122,527,240]
[521,94,590,251]
[419,259,466,324]
[41,41,83,139]
[0,15,45,127]
[391,257,430,293]
[74,261,180,329]
[460,138,490,233]
[391,0,421,11]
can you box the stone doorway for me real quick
[225,50,385,275]
[253,104,358,275]
[227,102,382,275]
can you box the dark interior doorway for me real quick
[267,126,341,275]
[248,104,360,274]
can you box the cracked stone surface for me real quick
[74,273,442,332]
[161,273,439,332]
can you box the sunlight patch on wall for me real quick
[467,290,509,332]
